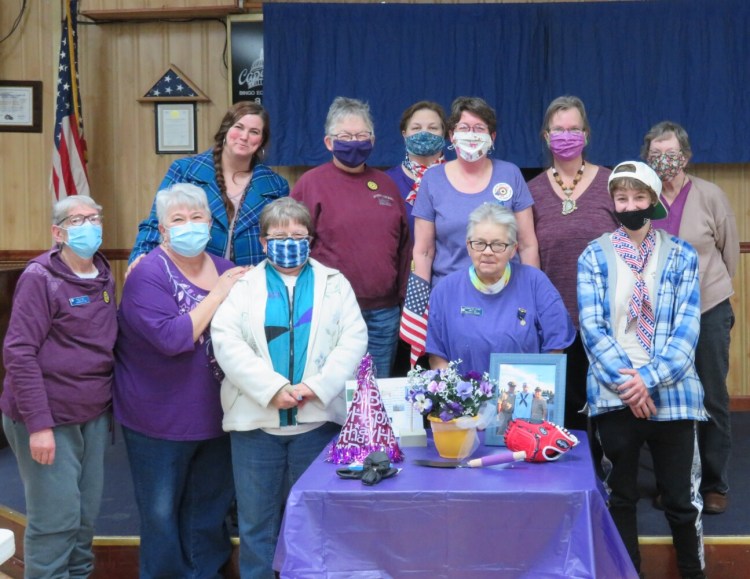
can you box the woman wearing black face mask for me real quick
[642,121,739,516]
[292,97,411,380]
[577,161,708,579]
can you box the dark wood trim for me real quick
[730,396,750,412]
[741,241,750,254]
[0,249,131,262]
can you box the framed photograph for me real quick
[485,353,567,446]
[0,81,42,133]
[154,102,196,154]
[345,377,426,446]
[228,14,264,104]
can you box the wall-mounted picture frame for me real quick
[228,14,264,105]
[154,102,196,155]
[0,81,42,133]
[485,353,567,446]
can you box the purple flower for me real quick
[479,380,493,396]
[457,380,473,400]
[465,370,482,381]
[412,393,433,414]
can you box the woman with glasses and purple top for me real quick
[292,97,410,379]
[425,204,574,375]
[413,96,540,290]
[1,195,116,578]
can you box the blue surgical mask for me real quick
[65,223,102,259]
[405,131,445,157]
[266,238,310,269]
[332,140,373,168]
[168,222,210,257]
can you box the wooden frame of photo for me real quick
[154,102,196,155]
[484,353,568,446]
[0,81,42,133]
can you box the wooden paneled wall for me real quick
[0,0,747,394]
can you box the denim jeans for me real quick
[3,413,108,579]
[361,305,401,379]
[230,422,340,579]
[695,299,734,495]
[122,427,234,579]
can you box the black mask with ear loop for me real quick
[615,205,656,231]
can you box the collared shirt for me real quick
[577,229,707,422]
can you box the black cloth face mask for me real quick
[615,205,656,231]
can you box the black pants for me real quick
[596,410,704,578]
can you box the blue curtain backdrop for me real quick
[263,1,749,168]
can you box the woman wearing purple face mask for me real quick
[292,97,410,380]
[642,121,739,516]
[527,96,618,434]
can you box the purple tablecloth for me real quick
[274,431,637,578]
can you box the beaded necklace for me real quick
[552,161,586,215]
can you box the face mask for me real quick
[266,237,310,269]
[332,139,373,168]
[615,205,656,231]
[548,132,586,160]
[405,131,445,157]
[168,222,210,257]
[452,132,492,163]
[65,223,102,259]
[648,151,686,182]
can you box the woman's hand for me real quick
[188,265,251,341]
[270,384,300,410]
[292,382,317,408]
[29,428,56,465]
[213,266,251,300]
[617,368,657,418]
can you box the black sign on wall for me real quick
[228,15,264,105]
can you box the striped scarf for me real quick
[611,226,656,352]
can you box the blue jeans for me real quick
[3,413,108,579]
[695,299,734,495]
[122,427,234,579]
[230,423,340,579]
[361,305,401,379]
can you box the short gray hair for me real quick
[155,183,210,225]
[324,96,374,136]
[466,203,518,244]
[260,197,313,237]
[641,121,692,160]
[52,195,102,225]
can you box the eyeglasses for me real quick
[468,240,513,253]
[265,233,312,242]
[57,214,103,226]
[548,129,585,136]
[648,149,682,158]
[455,124,489,134]
[331,131,373,142]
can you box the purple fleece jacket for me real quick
[1,248,117,433]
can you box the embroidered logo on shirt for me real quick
[373,193,394,206]
[492,183,513,203]
[367,180,379,191]
[69,295,90,307]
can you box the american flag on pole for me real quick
[51,0,90,200]
[399,273,431,367]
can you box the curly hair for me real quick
[212,101,270,221]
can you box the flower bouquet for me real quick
[406,360,496,458]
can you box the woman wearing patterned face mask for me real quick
[114,183,247,578]
[642,121,739,516]
[412,96,539,288]
[527,95,618,433]
[385,101,447,238]
[211,197,368,578]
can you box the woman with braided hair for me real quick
[129,101,289,269]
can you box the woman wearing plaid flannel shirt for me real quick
[577,161,708,579]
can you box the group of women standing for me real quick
[1,91,737,579]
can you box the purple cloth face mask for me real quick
[548,132,586,160]
[332,139,373,168]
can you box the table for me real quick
[274,432,637,578]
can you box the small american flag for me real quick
[51,0,90,200]
[399,273,431,367]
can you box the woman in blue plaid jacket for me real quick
[129,101,289,267]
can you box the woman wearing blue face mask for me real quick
[292,97,410,379]
[114,183,247,578]
[211,197,368,578]
[2,195,116,578]
[385,101,448,238]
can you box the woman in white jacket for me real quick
[211,197,367,579]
